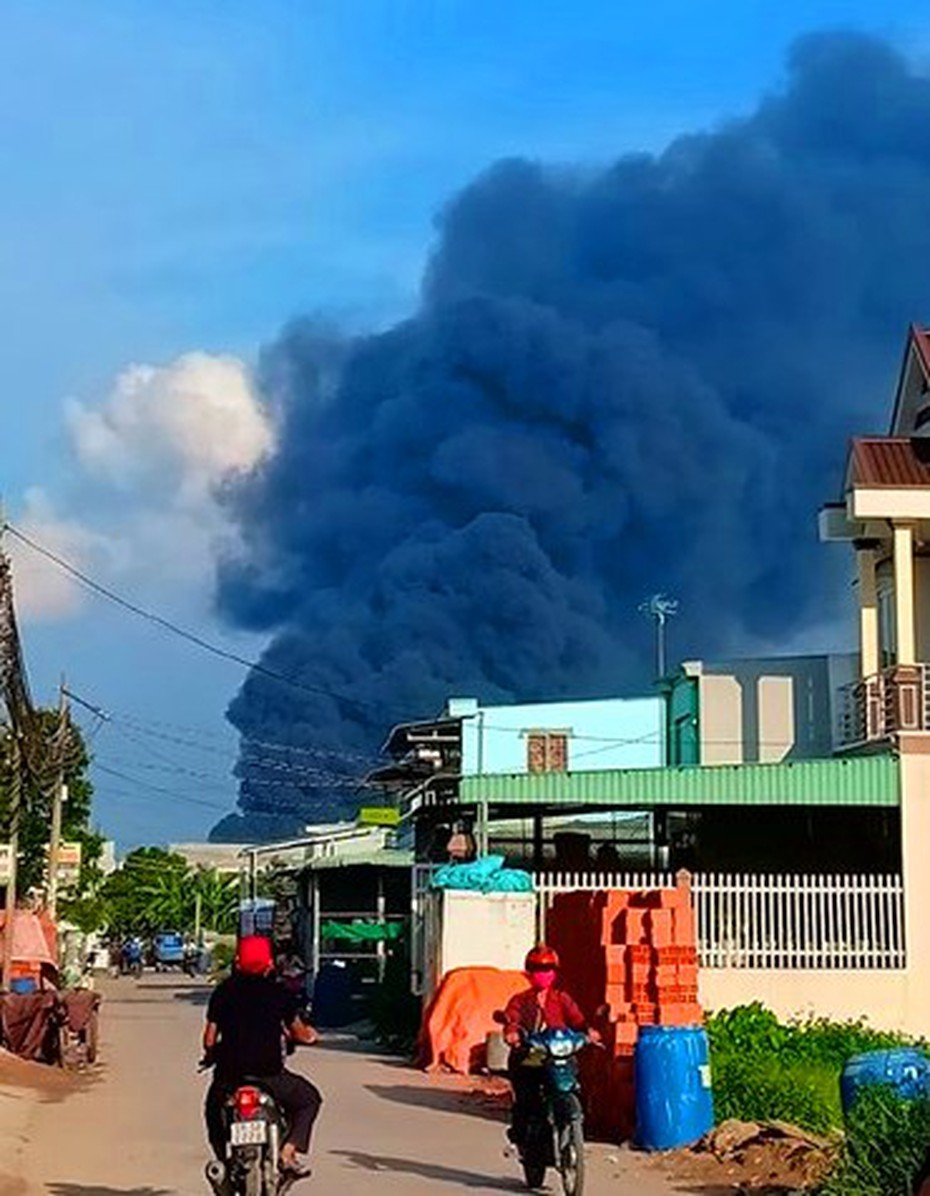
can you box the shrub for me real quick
[707,1003,927,1136]
[820,1087,930,1195]
[712,1051,840,1134]
[707,1005,930,1192]
[210,940,236,977]
[707,1003,922,1073]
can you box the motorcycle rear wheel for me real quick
[242,1158,262,1196]
[558,1117,585,1196]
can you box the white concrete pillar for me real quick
[856,544,880,677]
[896,747,930,1033]
[893,523,917,666]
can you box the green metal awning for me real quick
[458,755,899,809]
[301,850,414,872]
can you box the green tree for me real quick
[191,867,240,935]
[0,714,98,897]
[86,848,241,938]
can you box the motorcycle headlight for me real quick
[548,1036,576,1059]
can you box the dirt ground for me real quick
[0,976,702,1196]
[0,977,833,1196]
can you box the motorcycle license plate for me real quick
[230,1120,268,1146]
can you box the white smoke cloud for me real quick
[14,352,273,623]
[66,352,273,507]
[8,488,119,622]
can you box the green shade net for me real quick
[320,920,405,944]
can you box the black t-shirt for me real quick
[207,972,298,1079]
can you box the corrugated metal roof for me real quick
[459,755,898,809]
[850,438,930,488]
[302,850,414,872]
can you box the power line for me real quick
[8,526,689,752]
[98,708,377,773]
[4,522,385,719]
[91,762,231,811]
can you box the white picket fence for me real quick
[535,870,906,971]
[411,866,907,977]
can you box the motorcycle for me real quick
[496,1015,590,1196]
[202,1032,314,1196]
[205,1082,289,1196]
[120,942,143,979]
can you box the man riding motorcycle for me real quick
[502,945,592,1149]
[203,935,322,1177]
[120,936,143,975]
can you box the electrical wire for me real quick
[103,703,370,779]
[3,522,388,718]
[91,762,232,811]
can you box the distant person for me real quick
[120,937,143,976]
[595,843,622,872]
[202,935,322,1176]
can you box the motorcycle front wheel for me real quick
[558,1103,585,1196]
[522,1156,547,1191]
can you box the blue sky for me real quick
[2,0,925,847]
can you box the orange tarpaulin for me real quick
[419,967,527,1075]
[0,911,57,967]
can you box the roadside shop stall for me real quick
[0,909,100,1067]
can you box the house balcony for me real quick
[837,665,930,749]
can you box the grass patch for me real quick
[707,1004,930,1192]
[819,1086,930,1195]
[711,1051,840,1134]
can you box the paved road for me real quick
[8,977,695,1196]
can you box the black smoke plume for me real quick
[213,32,930,841]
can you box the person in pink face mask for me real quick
[503,945,588,1149]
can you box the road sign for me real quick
[42,841,82,887]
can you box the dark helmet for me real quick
[525,944,560,971]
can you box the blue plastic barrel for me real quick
[840,1049,930,1114]
[635,1025,715,1150]
[312,962,353,1028]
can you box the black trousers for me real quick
[206,1070,322,1159]
[509,1061,547,1145]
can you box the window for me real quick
[526,731,569,773]
[877,580,896,668]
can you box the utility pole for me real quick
[2,736,21,991]
[46,679,68,921]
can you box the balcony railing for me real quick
[838,664,930,747]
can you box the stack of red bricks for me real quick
[547,873,703,1141]
[604,886,701,1028]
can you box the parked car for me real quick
[152,930,185,971]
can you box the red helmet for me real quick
[236,935,274,975]
[525,944,560,972]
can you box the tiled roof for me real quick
[849,437,930,488]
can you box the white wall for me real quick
[700,969,919,1033]
[452,696,662,776]
[424,890,536,999]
